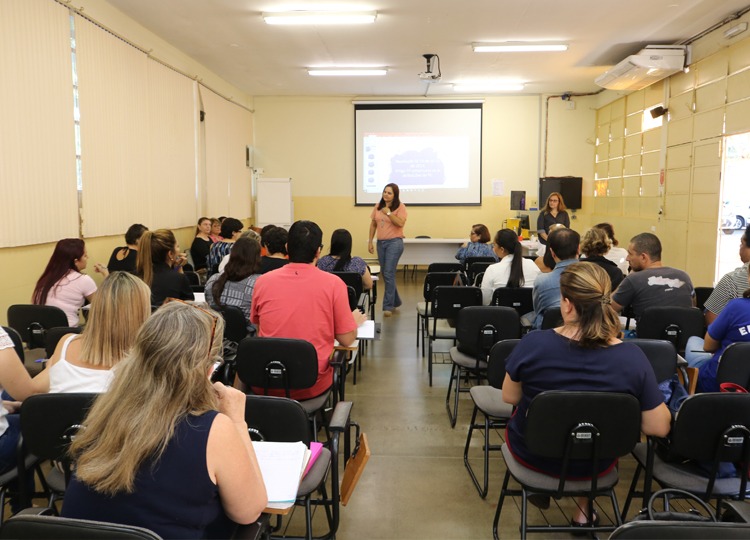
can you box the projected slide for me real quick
[363,134,469,192]
[355,103,483,206]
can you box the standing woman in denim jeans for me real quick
[368,183,407,317]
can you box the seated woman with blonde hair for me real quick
[32,271,151,394]
[502,262,670,526]
[62,301,267,539]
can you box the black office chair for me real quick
[491,287,534,330]
[494,391,642,539]
[416,272,461,354]
[0,513,163,540]
[629,338,679,384]
[183,271,204,293]
[464,339,519,498]
[446,307,520,427]
[44,327,83,360]
[540,306,563,329]
[716,342,750,390]
[623,392,750,521]
[234,337,331,438]
[426,262,463,274]
[7,305,69,350]
[695,287,714,313]
[637,306,705,356]
[214,306,250,384]
[427,286,483,386]
[244,395,352,540]
[18,393,98,511]
[1,326,25,364]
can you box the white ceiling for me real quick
[107,0,750,97]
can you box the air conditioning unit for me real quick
[595,45,688,91]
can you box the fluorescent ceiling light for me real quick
[453,82,525,92]
[263,11,377,25]
[308,68,387,76]
[472,42,568,53]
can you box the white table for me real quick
[376,238,465,265]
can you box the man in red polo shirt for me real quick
[250,220,367,400]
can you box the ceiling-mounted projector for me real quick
[419,53,441,82]
[595,45,688,91]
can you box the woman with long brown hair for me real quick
[502,262,670,526]
[367,183,407,317]
[136,229,193,306]
[536,191,570,245]
[62,301,267,538]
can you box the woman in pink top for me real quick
[32,239,108,326]
[368,183,407,317]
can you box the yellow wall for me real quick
[585,11,750,287]
[253,95,596,257]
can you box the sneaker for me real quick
[383,310,393,317]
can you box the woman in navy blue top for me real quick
[63,301,267,539]
[503,262,670,527]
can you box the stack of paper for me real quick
[253,441,309,510]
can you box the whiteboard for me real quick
[255,178,293,228]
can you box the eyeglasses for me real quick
[165,298,219,362]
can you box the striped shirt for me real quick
[204,272,260,332]
[704,263,750,315]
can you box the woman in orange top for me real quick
[368,183,407,317]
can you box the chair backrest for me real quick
[44,326,83,359]
[487,339,520,388]
[473,272,485,287]
[0,514,163,540]
[464,256,496,270]
[525,391,641,463]
[671,393,750,465]
[217,305,249,344]
[244,395,312,444]
[455,307,520,359]
[7,304,69,348]
[716,342,750,390]
[609,520,750,539]
[426,263,462,274]
[541,307,563,329]
[491,287,533,318]
[422,272,461,302]
[235,337,319,396]
[431,286,483,320]
[20,393,98,485]
[467,261,494,284]
[637,306,705,355]
[183,270,200,286]
[345,286,357,310]
[694,287,714,313]
[1,326,25,363]
[629,338,678,383]
[331,272,363,299]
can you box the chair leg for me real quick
[428,338,433,387]
[304,496,313,540]
[621,462,642,521]
[464,405,490,498]
[445,364,459,427]
[493,470,512,540]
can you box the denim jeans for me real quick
[0,414,20,473]
[377,238,403,311]
[685,335,712,368]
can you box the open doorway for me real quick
[717,132,750,282]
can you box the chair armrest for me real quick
[12,507,56,517]
[329,401,353,433]
[232,515,271,540]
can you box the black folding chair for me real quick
[623,392,750,520]
[0,513,163,540]
[540,307,563,329]
[494,391,641,539]
[464,339,519,498]
[44,327,82,360]
[695,287,714,313]
[446,307,520,427]
[235,337,332,439]
[416,272,461,354]
[183,271,204,293]
[1,326,24,364]
[427,286,483,386]
[637,306,705,356]
[629,339,679,384]
[331,272,369,316]
[215,306,249,384]
[716,342,750,390]
[7,305,69,350]
[244,395,353,540]
[464,256,496,284]
[491,287,534,330]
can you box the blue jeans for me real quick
[0,414,20,474]
[377,238,403,311]
[685,335,712,368]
